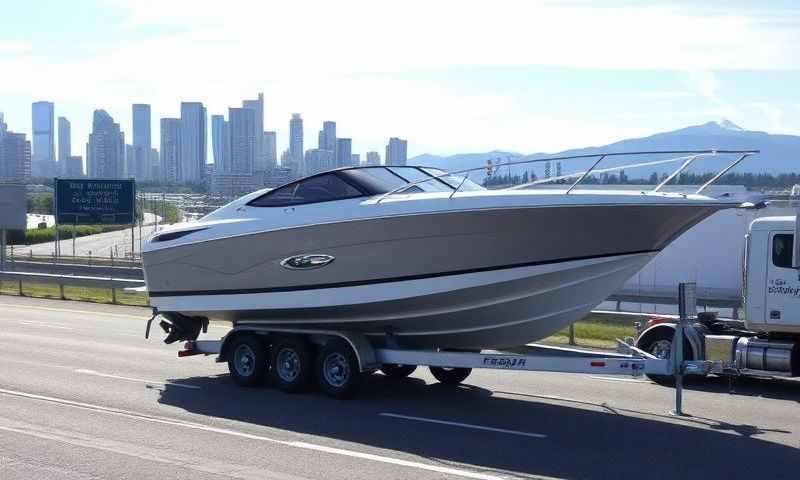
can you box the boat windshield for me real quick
[249,173,364,207]
[388,167,453,192]
[421,168,485,191]
[342,168,424,194]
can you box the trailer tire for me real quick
[636,327,694,386]
[227,334,268,387]
[317,339,361,399]
[380,364,417,379]
[270,336,313,393]
[430,367,472,385]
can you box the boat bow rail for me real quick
[374,149,760,202]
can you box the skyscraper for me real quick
[65,156,83,177]
[160,118,181,183]
[318,121,336,151]
[365,151,381,166]
[132,104,151,181]
[263,131,277,170]
[335,138,352,167]
[304,149,335,175]
[228,107,256,174]
[211,114,230,172]
[87,110,124,178]
[57,116,71,175]
[179,102,207,182]
[289,114,303,174]
[385,137,407,166]
[0,115,31,182]
[242,93,265,171]
[351,153,360,166]
[31,101,55,177]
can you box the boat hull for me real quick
[145,203,721,348]
[153,251,654,348]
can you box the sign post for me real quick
[672,282,697,416]
[0,185,27,271]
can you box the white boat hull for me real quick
[153,251,655,349]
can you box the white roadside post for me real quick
[672,282,697,416]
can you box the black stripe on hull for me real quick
[148,249,658,298]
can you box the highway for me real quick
[0,296,798,479]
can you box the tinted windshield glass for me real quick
[421,168,486,191]
[249,174,363,207]
[389,167,452,192]
[343,168,423,194]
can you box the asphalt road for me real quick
[0,296,798,479]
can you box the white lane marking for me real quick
[0,303,143,320]
[586,376,649,384]
[74,369,201,390]
[0,421,309,480]
[18,320,73,330]
[380,413,547,439]
[0,388,508,480]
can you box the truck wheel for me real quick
[430,367,472,385]
[380,364,417,379]
[227,334,268,387]
[636,328,693,386]
[316,339,361,399]
[270,336,313,393]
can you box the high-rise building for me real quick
[263,131,277,170]
[228,107,256,174]
[351,153,360,165]
[318,121,336,151]
[160,118,181,183]
[242,93,265,171]
[365,151,381,166]
[556,161,562,177]
[57,116,71,175]
[335,138,352,168]
[0,122,31,182]
[385,137,407,166]
[544,161,552,179]
[289,114,303,175]
[65,155,83,177]
[211,114,230,172]
[132,104,151,181]
[87,110,125,178]
[179,102,207,182]
[149,148,159,180]
[304,149,335,175]
[31,101,55,177]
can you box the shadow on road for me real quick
[158,373,800,479]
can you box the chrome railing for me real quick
[375,149,759,203]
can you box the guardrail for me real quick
[0,271,145,304]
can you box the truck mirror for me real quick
[794,214,800,269]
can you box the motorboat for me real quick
[142,150,760,348]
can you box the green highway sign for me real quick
[55,179,136,225]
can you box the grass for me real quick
[0,280,149,307]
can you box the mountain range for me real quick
[411,121,800,183]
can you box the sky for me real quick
[0,0,799,161]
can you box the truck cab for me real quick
[745,216,800,334]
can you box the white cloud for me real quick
[0,41,32,54]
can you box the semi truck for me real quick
[635,214,800,383]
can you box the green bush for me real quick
[8,225,130,245]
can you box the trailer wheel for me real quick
[227,334,267,387]
[317,339,361,399]
[430,367,472,385]
[270,336,313,393]
[380,364,417,379]
[636,327,694,386]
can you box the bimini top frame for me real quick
[375,149,759,203]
